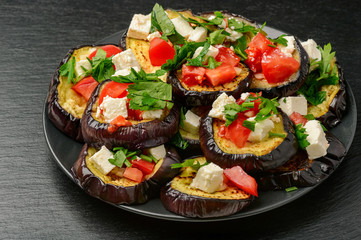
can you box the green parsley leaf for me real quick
[90,49,115,82]
[208,30,227,45]
[227,18,258,35]
[169,131,189,150]
[285,186,298,192]
[242,120,256,131]
[223,101,254,127]
[269,34,288,46]
[304,114,315,120]
[295,123,310,150]
[232,35,248,61]
[59,56,76,84]
[110,68,165,83]
[179,107,186,128]
[186,42,211,67]
[207,56,222,69]
[171,158,208,171]
[108,150,128,168]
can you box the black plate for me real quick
[43,27,357,222]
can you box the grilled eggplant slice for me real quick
[249,38,309,98]
[168,62,251,107]
[200,111,298,172]
[307,63,347,128]
[47,44,120,141]
[72,144,181,204]
[81,79,180,150]
[258,132,346,190]
[160,157,253,218]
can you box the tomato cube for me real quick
[123,167,143,183]
[131,159,155,175]
[205,64,237,86]
[71,76,98,101]
[224,166,258,197]
[88,45,122,59]
[149,37,175,66]
[181,65,206,86]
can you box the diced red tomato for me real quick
[149,37,175,66]
[123,167,143,183]
[223,166,258,197]
[290,112,308,126]
[248,32,273,53]
[126,100,143,121]
[218,124,227,138]
[181,65,206,86]
[107,115,132,133]
[131,159,155,175]
[99,81,131,105]
[88,45,122,60]
[223,114,251,148]
[215,47,240,67]
[71,76,98,101]
[262,48,300,84]
[205,64,237,86]
[244,48,263,73]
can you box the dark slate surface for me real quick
[1,0,360,239]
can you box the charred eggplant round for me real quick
[72,144,181,204]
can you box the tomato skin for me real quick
[205,64,237,86]
[181,65,206,86]
[123,167,143,183]
[88,45,122,59]
[290,112,308,126]
[149,37,175,66]
[131,159,155,175]
[223,114,251,148]
[261,48,300,84]
[244,48,262,73]
[71,76,98,101]
[223,166,258,197]
[99,81,131,105]
[215,47,240,67]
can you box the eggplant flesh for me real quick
[71,144,181,204]
[81,79,180,150]
[47,44,119,142]
[258,132,346,190]
[200,111,298,172]
[160,157,253,218]
[249,37,310,98]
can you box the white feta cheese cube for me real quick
[188,27,207,42]
[278,36,295,57]
[75,59,91,78]
[301,39,322,62]
[208,93,236,120]
[247,117,275,142]
[225,28,243,42]
[182,110,200,133]
[171,16,194,38]
[142,109,163,120]
[190,163,224,193]
[89,146,115,175]
[127,14,151,40]
[218,19,227,29]
[304,120,329,159]
[192,45,219,61]
[149,145,166,160]
[99,96,128,122]
[278,95,308,116]
[240,92,250,101]
[147,31,162,42]
[112,67,140,77]
[112,49,140,72]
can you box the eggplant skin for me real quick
[199,111,298,172]
[258,132,346,190]
[161,182,252,218]
[81,79,180,150]
[317,63,347,128]
[71,144,181,205]
[250,38,310,98]
[47,44,120,142]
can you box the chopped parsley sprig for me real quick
[108,147,158,168]
[294,124,310,150]
[171,158,208,171]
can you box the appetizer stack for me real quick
[47,3,347,218]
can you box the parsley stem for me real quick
[140,154,154,162]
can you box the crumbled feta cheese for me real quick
[218,19,227,29]
[112,49,140,72]
[225,28,243,42]
[208,15,216,20]
[301,39,322,62]
[190,163,224,193]
[99,96,128,122]
[112,67,140,77]
[304,120,329,159]
[188,27,207,42]
[192,45,219,61]
[149,145,166,160]
[89,146,115,175]
[278,95,308,116]
[279,36,295,57]
[75,59,91,78]
[247,117,275,142]
[182,110,200,133]
[240,92,250,101]
[234,67,243,76]
[142,109,163,120]
[171,16,194,38]
[208,93,236,120]
[127,14,151,40]
[254,73,265,79]
[147,31,162,42]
